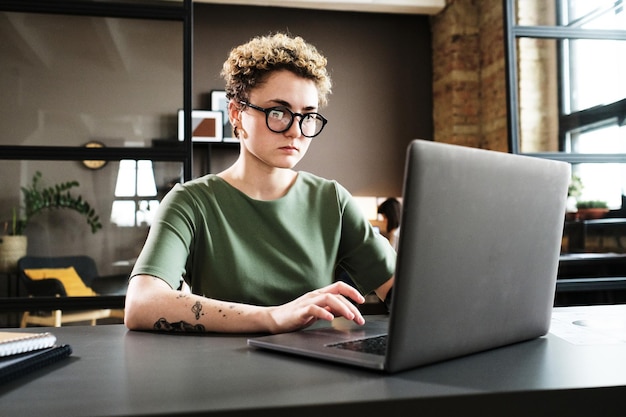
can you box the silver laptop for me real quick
[248,139,571,373]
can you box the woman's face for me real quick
[233,69,320,171]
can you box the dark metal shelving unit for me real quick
[0,0,194,315]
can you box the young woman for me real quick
[124,33,395,334]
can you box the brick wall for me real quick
[431,0,509,152]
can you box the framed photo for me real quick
[178,109,223,142]
[210,90,238,142]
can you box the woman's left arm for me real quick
[375,276,394,303]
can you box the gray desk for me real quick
[1,305,626,417]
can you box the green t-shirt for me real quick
[131,172,396,306]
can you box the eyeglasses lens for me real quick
[266,107,324,137]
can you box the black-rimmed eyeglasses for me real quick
[240,101,328,138]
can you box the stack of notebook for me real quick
[0,331,72,384]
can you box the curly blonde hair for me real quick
[220,33,332,107]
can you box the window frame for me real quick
[504,0,626,164]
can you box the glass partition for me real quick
[0,160,183,277]
[0,1,191,326]
[0,11,183,148]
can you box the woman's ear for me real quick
[227,99,241,126]
[228,100,243,138]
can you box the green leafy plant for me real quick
[10,171,102,235]
[568,174,583,198]
[576,200,609,209]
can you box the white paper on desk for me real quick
[550,307,626,345]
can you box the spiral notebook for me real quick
[0,332,57,357]
[0,344,73,385]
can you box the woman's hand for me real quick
[264,281,366,334]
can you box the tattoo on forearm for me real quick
[217,304,240,319]
[153,318,206,333]
[191,301,203,320]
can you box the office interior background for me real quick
[1,0,625,326]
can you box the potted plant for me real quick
[565,174,584,218]
[0,171,102,273]
[568,174,583,199]
[576,200,609,220]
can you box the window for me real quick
[0,1,192,280]
[111,160,160,227]
[506,0,626,208]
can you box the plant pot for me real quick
[0,235,28,273]
[576,208,609,221]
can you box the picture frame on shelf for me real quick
[210,90,238,143]
[178,109,223,143]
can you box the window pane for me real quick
[111,201,137,227]
[567,124,626,154]
[572,162,625,209]
[136,200,160,227]
[516,37,560,153]
[0,160,182,276]
[115,160,137,197]
[137,160,157,197]
[565,39,626,113]
[0,11,183,147]
[563,0,626,29]
[515,0,625,29]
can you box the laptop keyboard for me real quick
[327,335,387,356]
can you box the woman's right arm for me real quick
[124,275,366,334]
